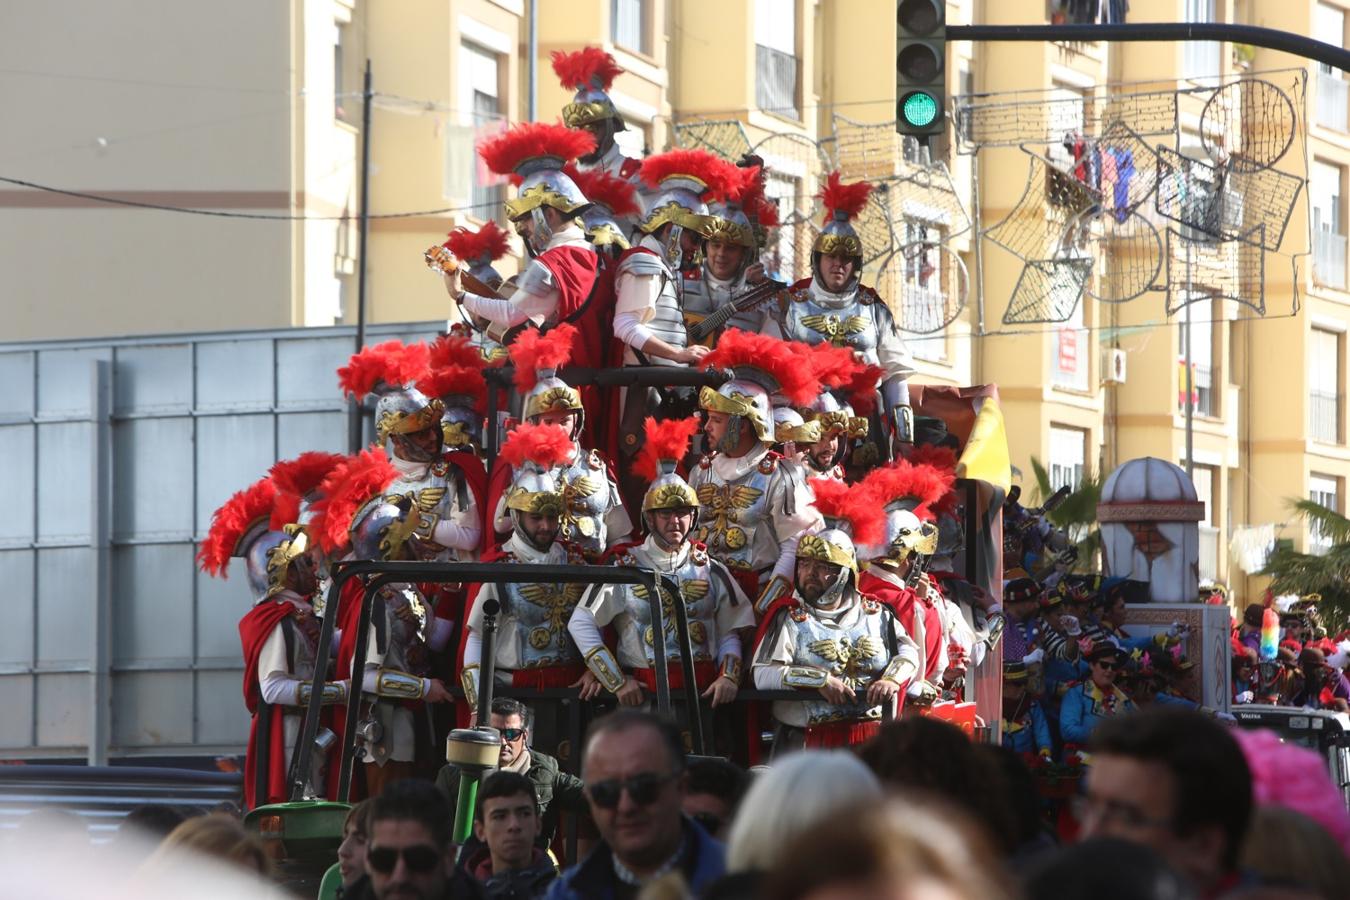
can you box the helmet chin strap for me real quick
[662,223,685,269]
[719,416,745,454]
[389,435,438,464]
[528,207,554,255]
[806,566,851,609]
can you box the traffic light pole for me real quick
[945,23,1350,73]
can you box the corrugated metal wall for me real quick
[0,322,442,759]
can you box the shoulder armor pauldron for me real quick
[790,287,811,304]
[862,598,882,615]
[789,605,810,623]
[857,286,880,305]
[691,544,709,565]
[758,453,779,475]
[619,251,668,278]
[588,449,605,471]
[430,460,450,477]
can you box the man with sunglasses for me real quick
[1060,642,1136,746]
[435,698,586,855]
[357,780,480,900]
[547,711,726,900]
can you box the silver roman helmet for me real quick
[811,170,873,289]
[796,528,859,608]
[636,150,734,268]
[698,330,823,452]
[478,122,595,256]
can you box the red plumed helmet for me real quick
[700,329,821,406]
[907,444,960,519]
[639,149,738,199]
[198,477,279,577]
[564,162,641,217]
[499,423,574,470]
[738,165,781,228]
[860,459,955,522]
[551,46,624,91]
[416,365,487,413]
[269,490,302,532]
[508,324,577,392]
[479,122,596,177]
[308,448,400,554]
[809,478,886,548]
[634,416,700,481]
[444,220,511,263]
[428,334,488,371]
[337,340,431,398]
[270,451,348,499]
[819,170,873,224]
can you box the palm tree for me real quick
[1260,499,1350,634]
[1027,457,1104,574]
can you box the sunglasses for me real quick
[1095,661,1120,671]
[500,728,526,742]
[367,844,440,875]
[586,771,679,809]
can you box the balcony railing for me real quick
[756,44,799,120]
[1315,230,1348,289]
[1177,363,1216,417]
[1198,525,1220,582]
[1318,72,1349,132]
[1311,390,1342,444]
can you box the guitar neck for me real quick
[688,280,785,340]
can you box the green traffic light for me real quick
[901,91,939,128]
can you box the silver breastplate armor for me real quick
[788,599,894,725]
[779,285,882,365]
[619,251,685,365]
[612,544,722,667]
[689,454,778,576]
[498,549,587,669]
[376,585,433,677]
[551,450,618,558]
[682,272,762,334]
[387,460,468,560]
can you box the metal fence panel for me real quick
[113,544,195,665]
[278,411,347,458]
[113,418,195,541]
[196,561,252,663]
[0,551,35,668]
[36,422,93,544]
[37,349,107,418]
[0,352,35,420]
[196,340,274,412]
[196,670,252,746]
[277,336,351,409]
[0,676,34,748]
[113,344,193,415]
[112,672,195,747]
[195,415,276,537]
[37,547,93,667]
[0,425,35,547]
[36,673,88,747]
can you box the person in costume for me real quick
[1001,661,1053,762]
[568,416,753,711]
[799,343,883,482]
[552,47,643,191]
[201,477,347,810]
[771,406,823,468]
[565,162,640,260]
[681,163,780,341]
[485,325,631,560]
[437,220,514,366]
[765,171,916,449]
[338,341,482,563]
[690,329,824,610]
[1060,642,1136,746]
[461,424,590,723]
[855,458,957,702]
[445,121,614,438]
[751,526,920,753]
[310,449,457,795]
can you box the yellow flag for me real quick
[955,397,1012,493]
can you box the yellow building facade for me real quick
[5,0,1347,603]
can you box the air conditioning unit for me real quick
[1102,348,1127,385]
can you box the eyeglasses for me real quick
[367,844,441,874]
[500,728,526,742]
[586,772,679,810]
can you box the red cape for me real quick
[603,246,664,466]
[239,600,297,810]
[536,244,614,451]
[858,571,943,682]
[445,450,489,549]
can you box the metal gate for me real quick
[0,322,442,761]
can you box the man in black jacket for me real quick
[462,771,557,900]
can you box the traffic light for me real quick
[896,0,945,137]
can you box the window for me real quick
[612,0,648,55]
[1182,0,1220,80]
[755,0,799,119]
[1317,5,1348,131]
[1310,327,1344,443]
[901,220,947,361]
[1051,297,1089,391]
[763,172,801,282]
[1310,473,1341,554]
[334,22,348,121]
[1187,463,1220,580]
[1313,160,1347,288]
[613,117,649,160]
[459,42,505,222]
[1048,426,1087,491]
[1177,295,1216,417]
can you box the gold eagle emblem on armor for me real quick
[808,635,885,687]
[518,582,586,647]
[558,473,600,539]
[694,484,762,552]
[799,314,869,348]
[634,580,711,646]
[412,487,446,513]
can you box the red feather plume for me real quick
[860,459,956,522]
[551,46,624,91]
[270,451,348,498]
[308,448,399,554]
[270,490,302,532]
[843,363,885,416]
[907,444,960,519]
[819,170,872,224]
[639,149,737,199]
[633,417,700,481]
[809,478,886,548]
[198,477,278,577]
[738,166,781,228]
[806,344,884,415]
[337,340,431,398]
[499,423,574,470]
[508,324,577,392]
[444,220,511,262]
[416,365,488,413]
[699,329,820,406]
[428,334,488,371]
[479,122,596,176]
[564,162,641,217]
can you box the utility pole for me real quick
[348,60,373,454]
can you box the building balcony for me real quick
[1198,525,1220,582]
[755,44,799,120]
[1177,363,1216,418]
[1311,390,1342,444]
[1315,230,1348,290]
[1317,72,1349,132]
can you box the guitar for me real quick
[424,245,515,343]
[684,278,788,346]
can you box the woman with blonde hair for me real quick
[142,812,272,878]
